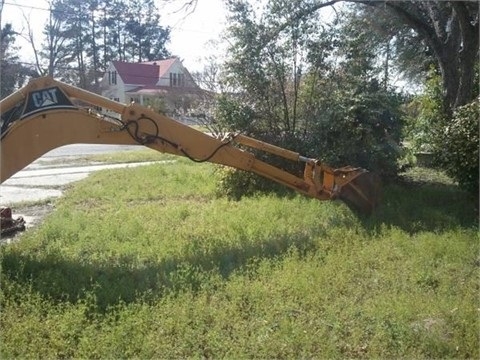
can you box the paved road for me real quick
[0,143,151,205]
[1,161,161,204]
[41,144,144,158]
[0,143,163,239]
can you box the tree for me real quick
[54,0,95,87]
[100,0,129,62]
[329,5,434,91]
[0,0,3,25]
[163,0,478,195]
[24,0,77,79]
[303,7,405,178]
[0,24,33,98]
[26,0,171,88]
[220,0,404,181]
[124,0,171,62]
[278,0,478,112]
[96,0,170,64]
[224,0,320,139]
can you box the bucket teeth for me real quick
[305,162,381,215]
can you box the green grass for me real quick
[36,148,175,166]
[1,161,478,358]
[85,148,177,164]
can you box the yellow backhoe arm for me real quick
[0,77,380,214]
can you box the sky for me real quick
[0,0,228,72]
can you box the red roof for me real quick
[140,58,177,80]
[112,58,178,85]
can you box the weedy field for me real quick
[0,154,478,358]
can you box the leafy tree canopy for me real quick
[218,0,406,181]
[270,0,478,111]
[35,0,171,88]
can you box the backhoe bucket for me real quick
[337,170,381,215]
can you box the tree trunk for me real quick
[380,1,478,110]
[451,2,478,108]
[92,9,98,87]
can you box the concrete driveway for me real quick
[1,144,149,204]
[0,144,162,239]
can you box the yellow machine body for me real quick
[0,77,380,215]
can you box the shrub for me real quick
[403,69,445,154]
[214,95,257,133]
[405,67,479,197]
[215,167,287,200]
[214,80,405,199]
[307,81,405,179]
[436,100,479,197]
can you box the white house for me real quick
[100,57,204,119]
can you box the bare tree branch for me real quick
[0,0,4,28]
[20,12,45,76]
[158,0,199,25]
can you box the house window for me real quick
[170,72,185,87]
[108,71,117,85]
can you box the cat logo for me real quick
[22,86,76,119]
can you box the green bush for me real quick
[436,100,479,196]
[214,80,405,199]
[214,95,256,133]
[403,69,445,154]
[405,68,479,197]
[216,167,270,200]
[307,81,405,179]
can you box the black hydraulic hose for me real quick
[121,116,235,163]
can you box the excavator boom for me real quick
[0,77,380,216]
